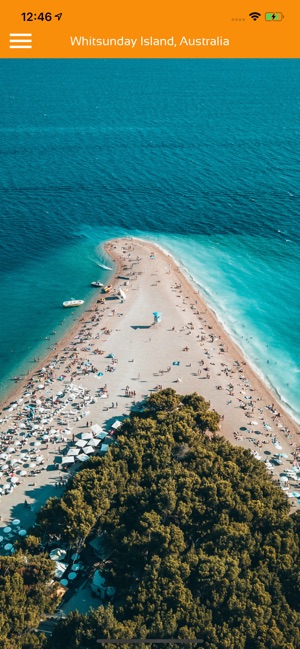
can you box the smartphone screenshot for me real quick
[0,1,299,648]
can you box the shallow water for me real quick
[0,59,299,419]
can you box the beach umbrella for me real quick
[275,444,283,450]
[62,456,75,465]
[75,439,87,448]
[91,424,103,435]
[292,492,300,498]
[29,463,36,468]
[89,438,100,447]
[68,572,77,580]
[18,530,27,537]
[280,476,289,482]
[34,441,41,447]
[3,527,11,534]
[71,553,80,561]
[67,447,80,456]
[4,543,13,551]
[0,536,3,542]
[97,372,104,377]
[250,421,258,425]
[14,440,21,446]
[1,464,9,470]
[10,477,19,484]
[60,579,68,587]
[12,519,20,526]
[281,453,289,459]
[80,432,93,440]
[2,484,11,491]
[111,420,122,430]
[77,453,89,462]
[84,446,95,454]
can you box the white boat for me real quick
[63,299,84,308]
[91,281,104,287]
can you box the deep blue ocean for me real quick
[0,59,299,420]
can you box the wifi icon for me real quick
[249,11,261,20]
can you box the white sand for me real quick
[1,237,299,537]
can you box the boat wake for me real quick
[97,262,113,271]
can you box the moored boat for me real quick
[63,299,84,308]
[91,281,104,287]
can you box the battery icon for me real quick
[265,12,284,20]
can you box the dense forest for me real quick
[2,389,300,649]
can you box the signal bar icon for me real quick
[9,33,32,49]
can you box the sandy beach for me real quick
[0,237,300,541]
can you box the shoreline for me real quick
[1,236,298,436]
[128,236,300,428]
[0,235,300,426]
[0,246,118,413]
[1,236,300,529]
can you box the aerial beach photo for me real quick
[0,58,300,648]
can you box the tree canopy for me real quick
[45,390,300,649]
[2,390,300,649]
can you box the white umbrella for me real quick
[10,477,19,484]
[67,447,80,456]
[62,456,75,465]
[280,476,289,482]
[4,543,13,551]
[75,440,87,448]
[84,446,95,454]
[80,432,93,440]
[12,519,21,526]
[29,463,36,468]
[88,438,100,447]
[111,420,122,430]
[91,424,103,435]
[20,470,27,476]
[34,441,41,447]
[4,527,11,534]
[18,529,27,537]
[77,453,89,462]
[68,572,77,580]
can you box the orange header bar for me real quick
[0,0,299,58]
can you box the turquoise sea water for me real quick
[0,59,299,420]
